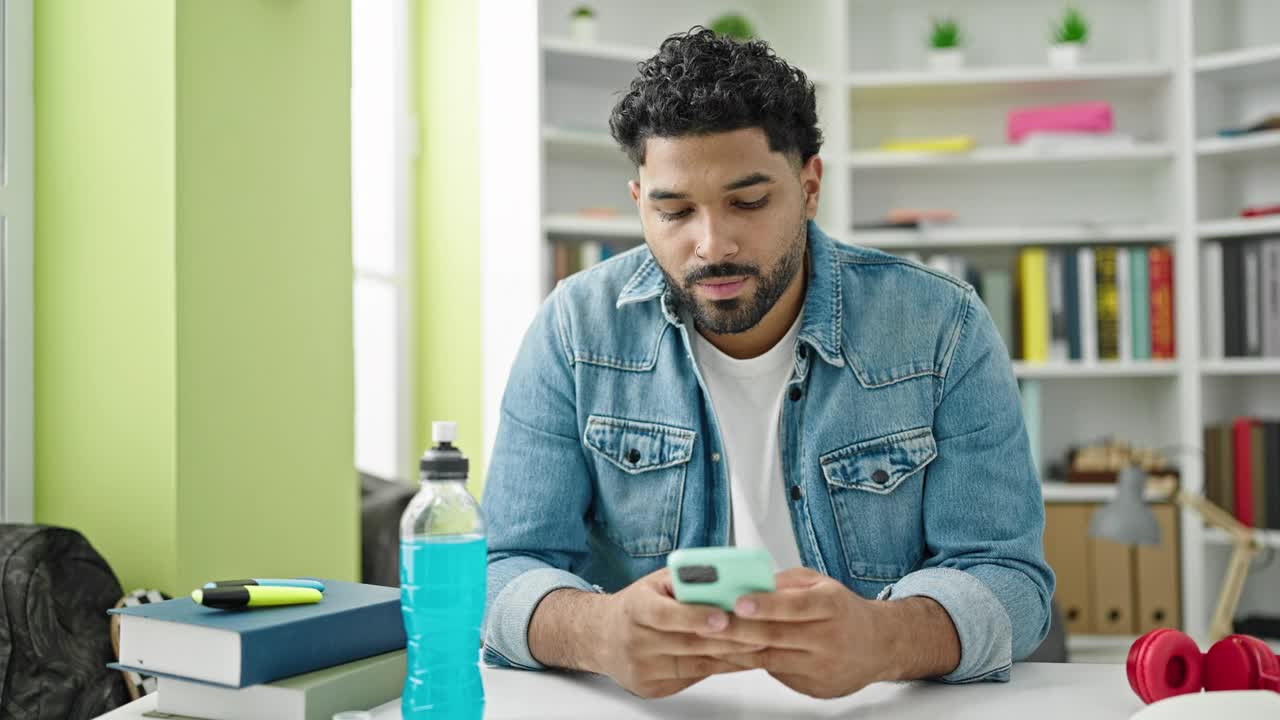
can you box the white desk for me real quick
[99,662,1145,719]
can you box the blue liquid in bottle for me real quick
[400,422,486,720]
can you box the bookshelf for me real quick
[478,0,1280,650]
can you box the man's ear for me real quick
[801,155,823,219]
[629,179,641,208]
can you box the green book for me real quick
[1130,246,1151,360]
[1020,379,1043,481]
[979,268,1014,357]
[155,650,405,720]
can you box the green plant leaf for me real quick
[710,13,756,41]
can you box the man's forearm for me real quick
[527,588,608,672]
[873,596,962,682]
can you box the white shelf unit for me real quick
[479,0,1280,646]
[1198,215,1280,239]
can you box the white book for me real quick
[1116,248,1132,363]
[1077,247,1098,363]
[1263,240,1280,358]
[156,650,406,720]
[1245,243,1261,356]
[1201,242,1225,359]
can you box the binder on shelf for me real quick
[1223,242,1245,357]
[1089,535,1136,635]
[1135,504,1181,634]
[1043,504,1094,635]
[1262,240,1280,357]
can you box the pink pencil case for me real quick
[1007,101,1113,144]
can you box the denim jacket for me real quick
[480,221,1054,683]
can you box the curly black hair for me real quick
[609,27,823,168]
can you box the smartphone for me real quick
[668,547,776,612]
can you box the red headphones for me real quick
[1127,628,1280,703]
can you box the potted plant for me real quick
[570,5,597,43]
[1049,7,1088,68]
[709,13,756,42]
[927,18,963,71]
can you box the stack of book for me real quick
[921,246,1176,363]
[109,579,406,720]
[1200,238,1280,358]
[1204,420,1280,529]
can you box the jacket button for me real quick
[711,452,722,463]
[790,485,803,501]
[627,448,641,464]
[788,387,803,401]
[872,469,890,485]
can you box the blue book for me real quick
[109,579,404,688]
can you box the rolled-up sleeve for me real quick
[880,288,1055,683]
[480,289,601,670]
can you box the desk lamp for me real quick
[1089,465,1263,642]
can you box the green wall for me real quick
[35,1,356,595]
[415,0,485,493]
[35,0,180,594]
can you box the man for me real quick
[480,28,1053,700]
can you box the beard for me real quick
[659,219,807,335]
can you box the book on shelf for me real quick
[1203,238,1280,358]
[550,239,624,285]
[155,650,406,720]
[1077,247,1098,362]
[1149,247,1175,360]
[1201,242,1226,359]
[109,579,404,688]
[1207,419,1280,529]
[1095,247,1120,361]
[916,244,1175,364]
[1130,247,1151,361]
[1019,248,1050,362]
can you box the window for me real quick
[352,1,416,482]
[1,0,32,522]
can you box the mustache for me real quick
[684,263,760,285]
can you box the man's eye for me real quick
[658,208,692,222]
[736,195,769,210]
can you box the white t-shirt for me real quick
[688,313,805,572]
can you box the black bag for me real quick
[0,525,129,719]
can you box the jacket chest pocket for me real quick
[584,415,694,558]
[821,427,936,584]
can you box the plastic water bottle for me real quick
[400,421,486,720]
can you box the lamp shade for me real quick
[1088,464,1162,545]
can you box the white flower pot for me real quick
[927,49,965,72]
[1048,43,1083,68]
[570,16,597,43]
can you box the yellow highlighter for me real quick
[190,585,322,610]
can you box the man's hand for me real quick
[703,567,961,699]
[529,568,767,699]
